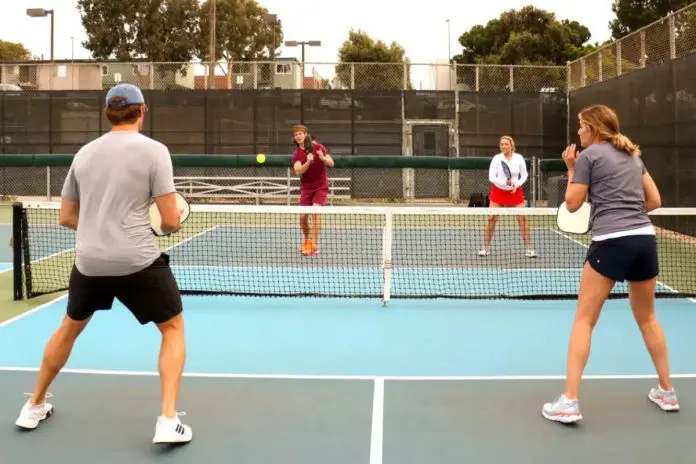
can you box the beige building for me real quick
[0,59,197,91]
[0,58,311,91]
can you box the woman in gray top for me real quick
[542,104,679,424]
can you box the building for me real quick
[192,57,303,90]
[0,60,102,90]
[430,60,456,91]
[0,59,196,91]
[1,57,324,91]
[101,61,196,90]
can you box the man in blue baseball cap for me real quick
[105,82,145,105]
[14,83,193,445]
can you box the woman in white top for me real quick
[479,136,537,258]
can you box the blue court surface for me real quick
[2,292,696,463]
[5,217,696,462]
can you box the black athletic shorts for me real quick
[66,253,183,325]
[585,234,659,283]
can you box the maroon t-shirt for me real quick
[292,142,329,190]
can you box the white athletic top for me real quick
[488,153,528,191]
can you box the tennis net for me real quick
[11,202,696,302]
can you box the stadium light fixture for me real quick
[284,40,322,87]
[26,8,55,62]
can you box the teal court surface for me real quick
[2,293,696,464]
[4,205,696,463]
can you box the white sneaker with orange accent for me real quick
[541,394,582,423]
[648,386,680,411]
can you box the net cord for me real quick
[18,201,696,217]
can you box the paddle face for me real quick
[557,201,591,234]
[501,160,512,180]
[303,134,313,153]
[149,192,191,236]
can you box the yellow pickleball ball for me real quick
[256,153,266,164]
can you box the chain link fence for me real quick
[0,159,543,206]
[3,2,695,94]
[568,2,696,91]
[0,89,566,155]
[0,74,567,205]
[0,61,567,92]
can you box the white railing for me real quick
[174,173,352,205]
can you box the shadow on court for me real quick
[2,371,695,463]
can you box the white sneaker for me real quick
[542,394,582,424]
[525,249,538,258]
[478,248,490,257]
[648,385,680,411]
[153,414,193,444]
[15,399,54,430]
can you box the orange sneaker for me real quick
[301,239,317,256]
[300,239,313,255]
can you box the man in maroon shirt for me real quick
[291,124,334,255]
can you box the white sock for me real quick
[159,415,179,424]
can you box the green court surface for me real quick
[0,203,66,324]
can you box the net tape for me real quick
[14,202,696,301]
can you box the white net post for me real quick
[382,210,394,306]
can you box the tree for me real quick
[609,0,692,39]
[452,6,595,91]
[196,0,283,89]
[454,6,594,66]
[0,41,31,61]
[197,0,282,61]
[77,0,200,73]
[334,30,411,91]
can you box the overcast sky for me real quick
[2,0,617,86]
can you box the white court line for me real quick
[163,225,218,252]
[552,229,696,304]
[2,367,696,381]
[0,262,13,275]
[24,246,76,266]
[168,265,587,272]
[0,294,68,328]
[0,228,219,329]
[0,224,75,274]
[369,378,384,464]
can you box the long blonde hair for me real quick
[578,104,640,156]
[499,135,515,153]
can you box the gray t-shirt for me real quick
[572,141,651,237]
[61,131,176,276]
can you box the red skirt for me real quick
[489,184,524,206]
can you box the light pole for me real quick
[284,40,321,87]
[26,8,54,62]
[264,14,278,88]
[264,14,277,59]
[207,0,216,89]
[446,19,452,90]
[446,19,451,62]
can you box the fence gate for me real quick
[402,119,459,201]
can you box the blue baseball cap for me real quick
[105,83,145,108]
